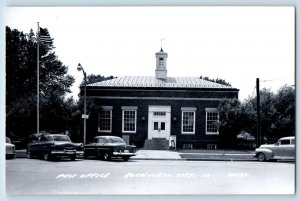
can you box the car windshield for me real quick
[6,137,11,143]
[95,138,106,144]
[106,137,125,144]
[52,135,71,142]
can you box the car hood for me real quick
[259,144,275,148]
[6,143,15,148]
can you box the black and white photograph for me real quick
[4,6,295,195]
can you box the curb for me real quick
[130,158,185,161]
[131,158,257,161]
[183,158,258,162]
[131,157,257,161]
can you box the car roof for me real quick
[44,134,68,137]
[280,136,295,140]
[95,136,122,139]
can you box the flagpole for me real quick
[37,22,40,135]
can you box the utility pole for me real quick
[37,22,40,135]
[256,78,261,147]
[77,63,87,145]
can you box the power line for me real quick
[260,76,293,83]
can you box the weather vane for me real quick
[160,38,165,50]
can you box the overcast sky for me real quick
[6,6,295,101]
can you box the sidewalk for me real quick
[131,149,256,161]
[14,149,257,161]
[177,149,256,161]
[131,150,182,160]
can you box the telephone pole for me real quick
[256,78,261,147]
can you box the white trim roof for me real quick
[88,76,234,89]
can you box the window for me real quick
[206,108,219,135]
[280,140,290,145]
[95,137,106,144]
[161,122,166,130]
[154,112,166,116]
[154,122,159,130]
[52,135,71,142]
[182,111,196,134]
[159,57,164,65]
[98,110,112,132]
[122,109,137,133]
[40,135,47,142]
[291,139,295,145]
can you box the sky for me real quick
[5,6,295,101]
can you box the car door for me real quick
[273,139,291,159]
[84,138,98,156]
[283,139,295,159]
[39,135,50,153]
[30,136,43,153]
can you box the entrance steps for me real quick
[143,138,169,150]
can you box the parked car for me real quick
[255,136,295,161]
[84,136,136,161]
[6,137,16,159]
[27,134,84,161]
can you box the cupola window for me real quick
[159,57,164,65]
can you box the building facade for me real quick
[85,49,239,149]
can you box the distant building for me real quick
[85,48,239,149]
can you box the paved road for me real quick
[6,158,295,195]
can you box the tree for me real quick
[217,98,251,148]
[79,74,116,87]
[270,85,295,140]
[199,76,232,87]
[6,26,75,144]
[218,85,295,147]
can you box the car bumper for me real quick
[6,153,16,158]
[112,152,135,156]
[51,150,84,156]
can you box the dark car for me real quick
[27,134,84,161]
[84,136,136,161]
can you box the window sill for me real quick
[181,132,195,135]
[206,133,219,135]
[98,130,112,133]
[122,131,136,134]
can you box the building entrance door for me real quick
[148,106,171,140]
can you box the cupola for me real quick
[155,48,168,79]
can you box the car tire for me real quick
[103,152,111,161]
[6,155,14,159]
[257,153,266,162]
[43,152,51,161]
[123,156,129,161]
[96,150,102,159]
[70,154,76,161]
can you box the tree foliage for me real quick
[6,26,74,143]
[80,74,116,87]
[218,85,295,145]
[199,76,232,87]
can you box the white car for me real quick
[255,136,295,161]
[6,137,16,159]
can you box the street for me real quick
[6,158,295,195]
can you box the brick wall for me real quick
[87,87,238,148]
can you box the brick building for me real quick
[85,48,239,149]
